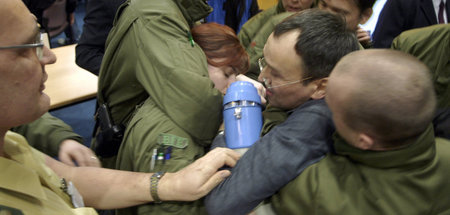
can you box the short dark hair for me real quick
[273,9,359,84]
[352,0,376,13]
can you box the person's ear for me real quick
[356,133,374,150]
[359,8,373,25]
[310,78,328,100]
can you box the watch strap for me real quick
[150,171,165,203]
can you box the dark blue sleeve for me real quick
[372,0,407,48]
[205,100,335,215]
[373,0,440,48]
[211,132,227,149]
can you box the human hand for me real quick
[356,27,371,47]
[158,147,241,201]
[237,74,267,106]
[58,139,101,167]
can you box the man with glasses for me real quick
[242,0,375,81]
[0,1,241,213]
[205,9,359,215]
[0,30,101,168]
[271,49,450,214]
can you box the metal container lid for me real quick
[223,81,261,105]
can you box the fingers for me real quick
[356,28,371,41]
[77,150,100,167]
[160,148,240,201]
[356,29,371,46]
[87,155,101,167]
[203,147,241,169]
[356,31,369,40]
[60,149,88,166]
[221,149,241,168]
[358,36,371,42]
[77,147,100,167]
[259,95,267,106]
[198,170,232,197]
[255,84,267,106]
[236,74,267,105]
[58,139,101,167]
[59,150,77,167]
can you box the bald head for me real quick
[327,49,436,146]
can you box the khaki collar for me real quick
[1,132,47,200]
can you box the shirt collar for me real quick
[0,132,48,200]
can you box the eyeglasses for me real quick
[258,57,267,73]
[0,32,44,60]
[258,57,312,89]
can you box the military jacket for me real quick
[97,0,222,142]
[271,125,450,214]
[238,1,284,51]
[10,113,83,157]
[392,24,450,108]
[98,0,222,214]
[0,131,97,215]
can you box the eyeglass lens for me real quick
[258,57,266,73]
[36,33,44,60]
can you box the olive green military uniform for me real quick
[271,125,450,214]
[238,1,285,50]
[97,0,222,214]
[391,24,450,109]
[0,131,97,215]
[11,112,84,157]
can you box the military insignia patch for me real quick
[157,133,189,148]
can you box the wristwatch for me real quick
[150,171,165,203]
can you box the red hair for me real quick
[191,22,249,74]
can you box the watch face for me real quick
[156,172,165,179]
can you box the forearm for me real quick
[45,147,240,209]
[206,108,334,214]
[45,155,153,208]
[206,137,288,215]
[70,167,153,209]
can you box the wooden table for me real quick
[44,44,98,109]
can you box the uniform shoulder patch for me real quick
[157,133,189,149]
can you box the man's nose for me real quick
[41,45,56,65]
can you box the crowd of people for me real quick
[0,0,449,214]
